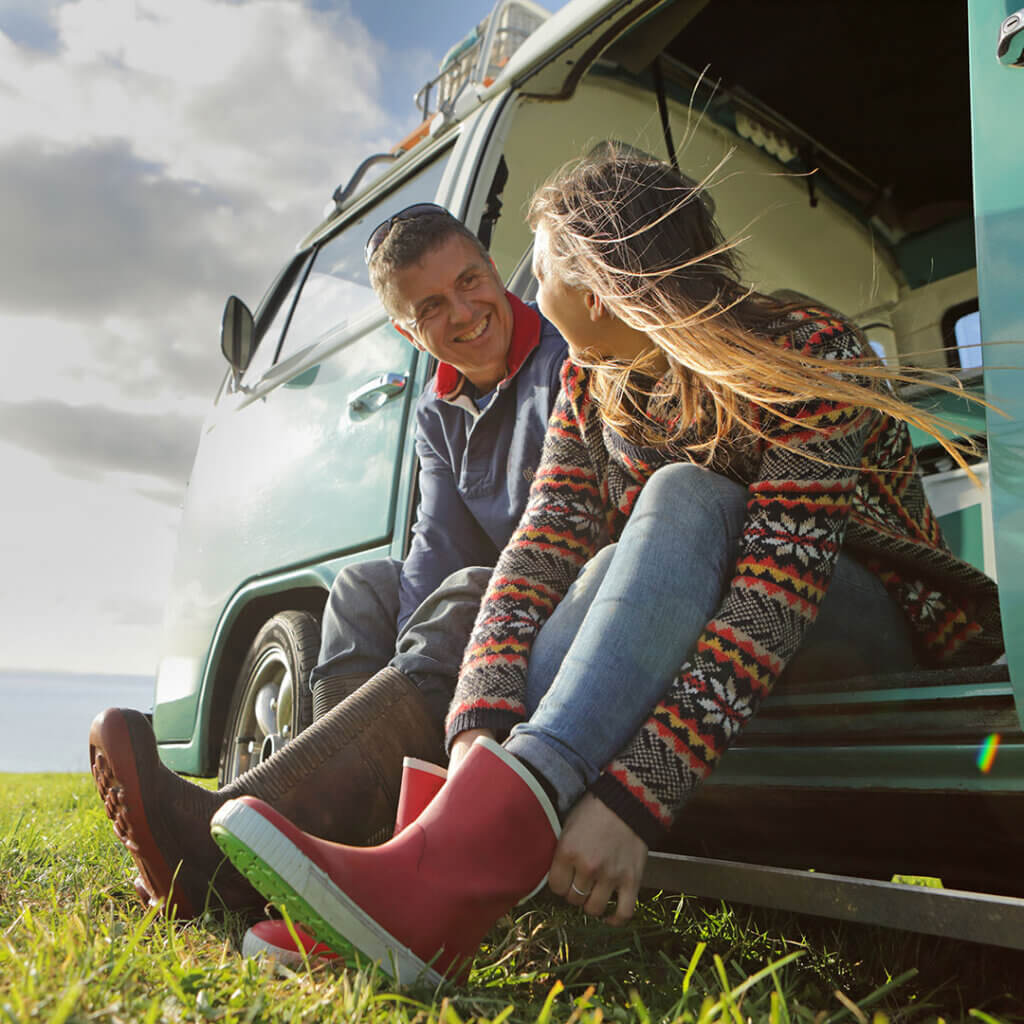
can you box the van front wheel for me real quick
[217,610,320,786]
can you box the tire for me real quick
[217,610,321,786]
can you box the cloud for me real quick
[0,444,183,674]
[0,137,261,319]
[0,0,416,195]
[0,0,444,675]
[0,309,224,420]
[0,1,430,325]
[0,0,435,422]
[99,591,169,627]
[0,398,200,493]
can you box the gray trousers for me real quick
[309,559,490,725]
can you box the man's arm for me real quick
[397,430,498,632]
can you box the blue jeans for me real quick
[312,559,490,723]
[504,463,917,814]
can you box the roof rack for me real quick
[327,0,549,216]
[414,0,550,120]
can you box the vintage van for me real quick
[153,0,1024,941]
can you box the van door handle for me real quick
[347,372,408,413]
[998,8,1024,66]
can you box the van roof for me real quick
[316,0,968,242]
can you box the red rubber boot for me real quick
[211,738,559,985]
[242,918,342,965]
[240,756,448,964]
[393,756,447,833]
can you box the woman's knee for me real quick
[630,464,747,538]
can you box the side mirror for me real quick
[220,295,256,376]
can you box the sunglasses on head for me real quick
[363,203,454,264]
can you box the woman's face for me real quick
[532,221,657,365]
[531,222,598,358]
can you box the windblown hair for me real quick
[368,211,490,318]
[527,143,980,469]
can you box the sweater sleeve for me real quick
[445,364,606,748]
[591,317,879,845]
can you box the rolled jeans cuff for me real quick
[503,729,588,816]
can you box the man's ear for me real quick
[392,319,423,349]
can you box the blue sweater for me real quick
[397,295,567,629]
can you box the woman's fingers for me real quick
[569,874,594,906]
[603,873,640,926]
[548,844,601,908]
[583,875,615,918]
[558,863,636,922]
[546,846,579,900]
[549,793,648,923]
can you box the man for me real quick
[89,204,567,922]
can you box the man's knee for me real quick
[328,557,403,601]
[399,566,492,640]
[435,565,492,600]
[317,557,403,671]
[323,558,402,625]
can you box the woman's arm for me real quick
[445,365,608,748]
[593,317,879,843]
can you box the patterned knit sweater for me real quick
[444,311,1004,845]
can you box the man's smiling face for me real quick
[390,234,514,392]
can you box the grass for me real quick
[1,774,1022,1024]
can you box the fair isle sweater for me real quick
[445,310,1003,846]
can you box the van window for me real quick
[273,155,451,366]
[241,251,314,388]
[943,300,983,371]
[954,312,982,370]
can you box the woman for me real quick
[210,146,1003,985]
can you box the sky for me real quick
[0,0,566,677]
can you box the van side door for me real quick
[968,0,1024,721]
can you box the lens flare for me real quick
[977,732,1001,773]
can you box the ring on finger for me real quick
[570,881,590,897]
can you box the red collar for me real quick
[434,293,541,400]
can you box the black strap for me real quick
[477,156,509,250]
[653,57,680,174]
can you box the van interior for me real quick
[480,0,991,578]
[488,2,978,374]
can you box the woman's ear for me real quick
[392,319,424,350]
[584,291,608,322]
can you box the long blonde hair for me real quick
[527,144,983,470]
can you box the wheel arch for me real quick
[194,570,332,774]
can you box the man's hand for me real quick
[547,793,648,925]
[447,728,495,776]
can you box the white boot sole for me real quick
[211,800,444,987]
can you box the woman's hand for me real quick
[547,793,648,925]
[447,728,495,776]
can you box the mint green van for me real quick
[154,0,1024,935]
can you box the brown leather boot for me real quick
[89,666,443,919]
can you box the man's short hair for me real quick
[368,211,491,319]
